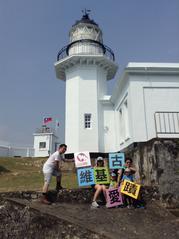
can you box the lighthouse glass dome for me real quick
[68,13,103,56]
[57,13,115,61]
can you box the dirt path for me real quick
[8,198,179,239]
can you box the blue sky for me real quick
[0,0,178,147]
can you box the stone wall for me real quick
[124,138,179,202]
[0,186,159,205]
[0,200,105,239]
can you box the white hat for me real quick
[96,156,104,161]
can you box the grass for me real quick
[0,157,78,192]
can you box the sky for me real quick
[0,0,178,147]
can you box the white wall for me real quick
[111,76,133,151]
[111,64,179,151]
[103,104,116,152]
[65,64,107,153]
[33,134,59,157]
[143,87,179,139]
[130,74,179,142]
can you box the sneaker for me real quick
[136,205,145,209]
[127,205,133,209]
[91,201,100,208]
[40,196,51,205]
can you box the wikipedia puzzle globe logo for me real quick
[76,153,89,162]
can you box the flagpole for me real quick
[42,117,45,127]
[55,120,57,133]
[55,119,60,136]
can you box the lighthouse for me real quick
[55,11,118,153]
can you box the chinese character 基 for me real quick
[94,167,110,184]
[96,168,107,181]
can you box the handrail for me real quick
[57,39,115,61]
[154,111,179,136]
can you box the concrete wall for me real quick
[124,138,179,200]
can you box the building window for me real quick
[39,142,46,149]
[84,113,92,129]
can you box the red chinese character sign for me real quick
[106,187,123,208]
[121,180,141,199]
[94,167,110,184]
[74,151,91,168]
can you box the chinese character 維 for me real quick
[80,170,93,184]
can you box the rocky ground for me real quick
[0,196,179,239]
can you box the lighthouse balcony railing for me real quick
[57,39,115,62]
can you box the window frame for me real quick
[84,113,92,129]
[39,141,46,149]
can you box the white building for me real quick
[33,126,60,157]
[55,13,179,154]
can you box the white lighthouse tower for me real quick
[55,11,118,153]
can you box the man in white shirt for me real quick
[41,144,67,204]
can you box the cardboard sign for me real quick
[120,180,141,199]
[74,151,91,168]
[77,167,95,187]
[94,167,110,184]
[106,187,123,208]
[109,153,125,169]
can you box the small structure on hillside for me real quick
[33,125,60,157]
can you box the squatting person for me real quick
[41,144,68,204]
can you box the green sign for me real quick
[94,167,110,184]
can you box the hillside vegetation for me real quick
[0,157,77,192]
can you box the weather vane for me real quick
[82,9,91,17]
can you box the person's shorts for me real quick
[43,169,61,184]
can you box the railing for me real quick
[57,39,115,61]
[0,145,34,157]
[35,126,55,134]
[154,112,179,136]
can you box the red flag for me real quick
[44,117,52,124]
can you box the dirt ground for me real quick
[7,198,179,239]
